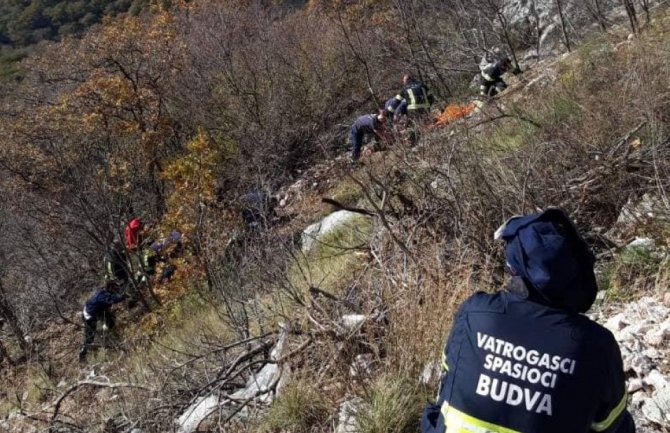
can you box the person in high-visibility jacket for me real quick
[392,74,435,117]
[422,208,634,433]
[103,240,129,284]
[480,57,511,97]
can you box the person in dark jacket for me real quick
[392,74,435,117]
[480,57,511,97]
[79,281,127,362]
[104,240,130,284]
[421,208,634,433]
[350,110,387,162]
[384,97,407,122]
[239,190,278,229]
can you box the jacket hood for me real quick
[129,218,142,230]
[498,208,597,313]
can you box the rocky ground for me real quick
[593,295,670,432]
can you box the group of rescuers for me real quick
[79,217,182,362]
[350,53,512,162]
[77,53,637,433]
[78,208,636,433]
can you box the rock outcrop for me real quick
[593,296,670,432]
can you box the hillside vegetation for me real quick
[0,1,669,432]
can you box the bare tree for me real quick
[555,0,572,52]
[622,0,639,34]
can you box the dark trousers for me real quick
[80,312,115,359]
[480,79,507,97]
[350,129,366,160]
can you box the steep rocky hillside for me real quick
[1,1,670,433]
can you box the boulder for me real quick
[301,210,370,254]
[628,378,645,393]
[175,328,291,432]
[340,314,368,333]
[335,398,364,433]
[176,395,220,433]
[627,354,654,376]
[617,194,669,227]
[604,313,629,333]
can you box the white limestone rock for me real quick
[335,398,364,433]
[301,210,369,254]
[605,313,630,333]
[628,378,645,393]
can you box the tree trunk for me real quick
[622,0,638,34]
[496,10,522,73]
[555,0,572,52]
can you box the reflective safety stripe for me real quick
[481,71,494,82]
[441,352,449,372]
[441,403,522,433]
[407,88,417,107]
[406,87,430,110]
[591,392,628,432]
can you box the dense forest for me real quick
[0,0,153,79]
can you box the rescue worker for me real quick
[384,97,407,122]
[124,217,142,250]
[350,110,387,162]
[421,208,634,433]
[103,240,130,284]
[480,57,511,97]
[239,190,277,229]
[79,280,127,362]
[140,239,159,282]
[392,74,435,118]
[141,233,179,284]
[479,48,503,73]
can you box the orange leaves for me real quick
[162,128,218,231]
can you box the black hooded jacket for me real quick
[421,209,634,433]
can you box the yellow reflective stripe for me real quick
[394,94,403,101]
[407,88,417,107]
[441,403,522,433]
[441,352,449,371]
[591,392,628,432]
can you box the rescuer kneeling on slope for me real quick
[421,208,635,433]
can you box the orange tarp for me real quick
[434,102,480,127]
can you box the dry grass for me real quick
[257,378,332,433]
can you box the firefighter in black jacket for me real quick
[392,74,435,117]
[480,57,512,97]
[422,209,634,433]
